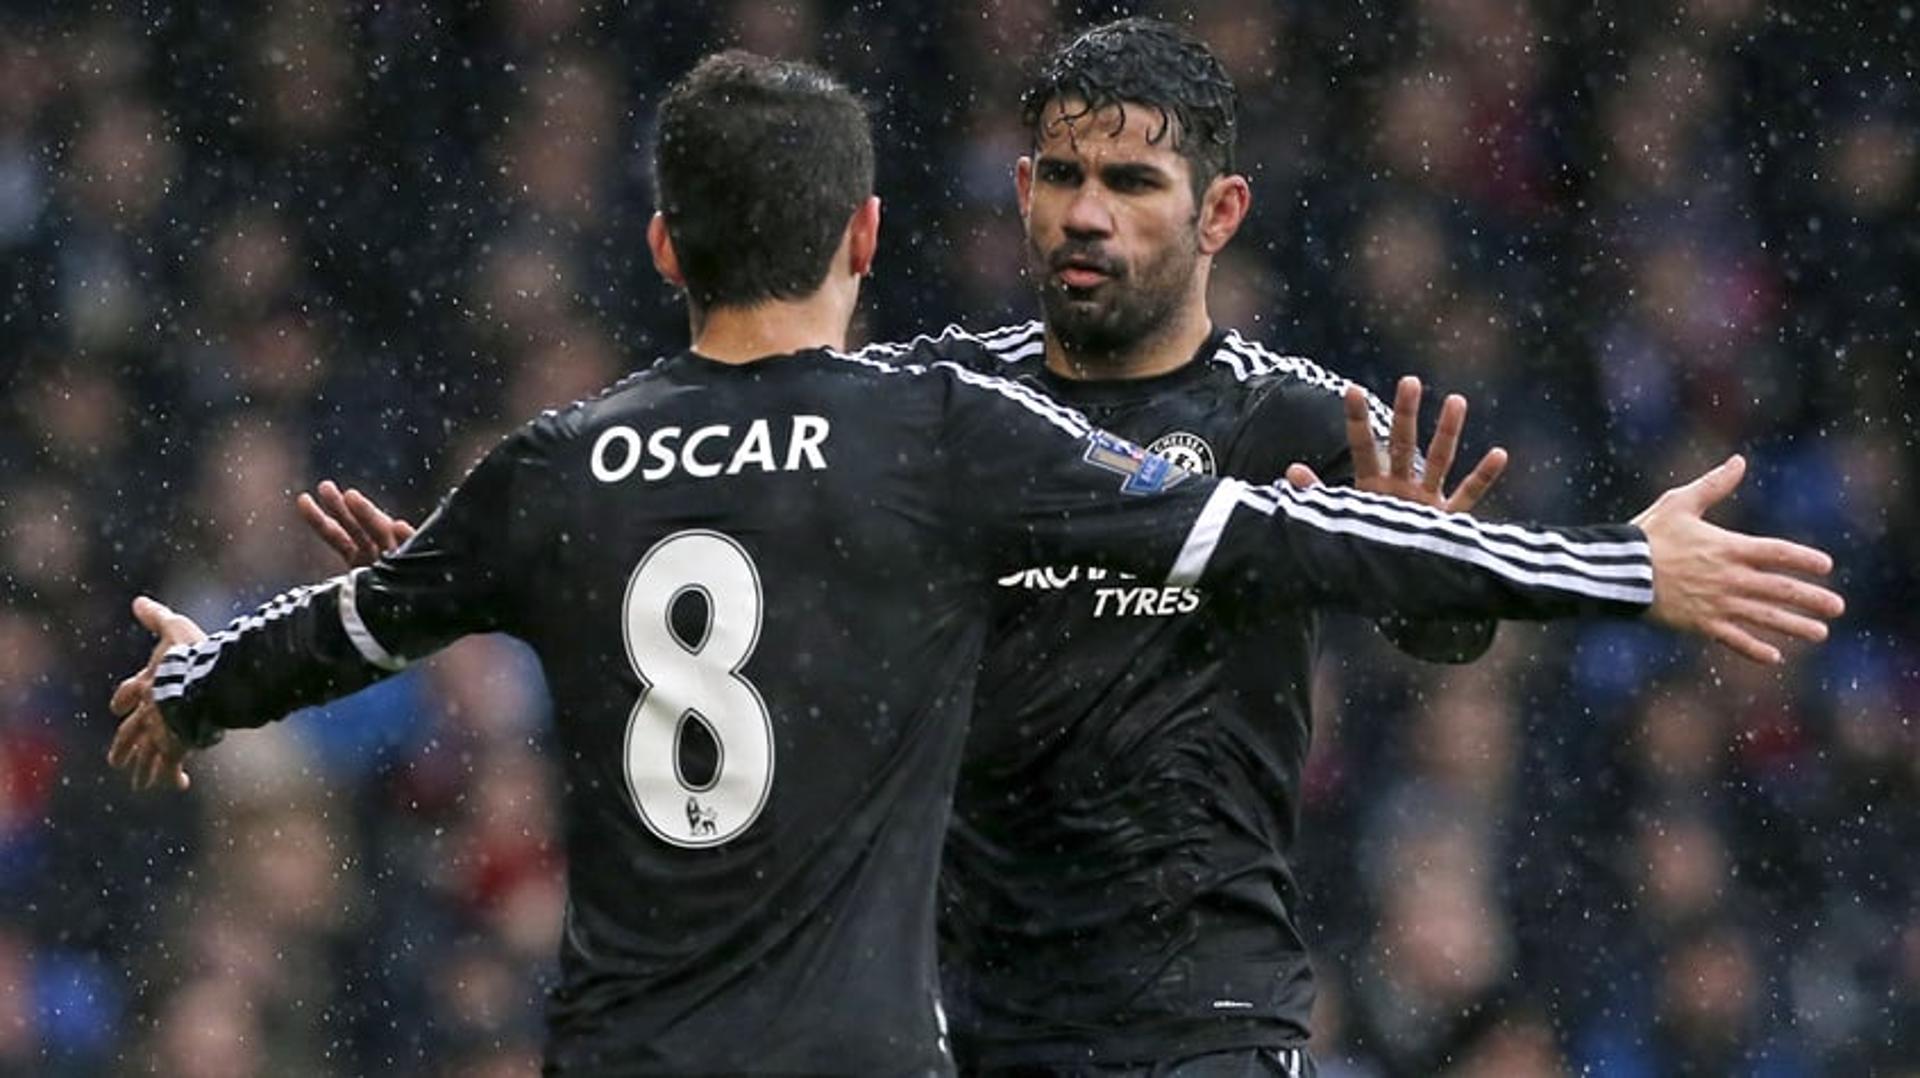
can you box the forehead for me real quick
[1032,96,1186,168]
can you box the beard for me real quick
[1029,229,1198,363]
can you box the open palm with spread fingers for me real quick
[296,479,416,569]
[1285,376,1510,514]
[107,597,208,792]
[1634,455,1844,665]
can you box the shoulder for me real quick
[1205,331,1390,439]
[826,345,1090,438]
[856,320,1045,373]
[506,356,678,456]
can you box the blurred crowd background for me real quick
[1,1,1914,1075]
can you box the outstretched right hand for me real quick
[108,597,208,792]
[296,480,415,569]
[1635,455,1844,665]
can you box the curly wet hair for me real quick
[1020,17,1240,197]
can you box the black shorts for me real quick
[974,1047,1316,1078]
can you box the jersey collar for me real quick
[1034,327,1233,406]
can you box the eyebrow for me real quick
[1034,154,1173,185]
[1099,161,1170,186]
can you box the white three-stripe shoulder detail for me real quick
[1215,333,1394,440]
[825,347,1091,437]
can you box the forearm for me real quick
[152,574,401,747]
[1184,479,1653,622]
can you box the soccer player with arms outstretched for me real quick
[117,47,1840,1078]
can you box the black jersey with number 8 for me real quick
[153,346,1652,1074]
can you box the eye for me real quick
[1104,170,1159,194]
[1037,160,1080,186]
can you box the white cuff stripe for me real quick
[339,568,407,671]
[1169,479,1252,588]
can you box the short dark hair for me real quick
[653,51,873,309]
[1021,18,1239,198]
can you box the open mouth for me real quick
[1051,252,1121,291]
[1057,265,1111,289]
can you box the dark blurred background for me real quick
[1,1,1914,1075]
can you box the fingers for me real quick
[110,673,145,717]
[317,480,377,562]
[1285,463,1322,489]
[1388,376,1420,480]
[133,595,206,648]
[297,491,362,565]
[140,738,168,791]
[1738,567,1844,622]
[107,710,144,767]
[1738,535,1836,580]
[1446,447,1509,514]
[1344,386,1380,482]
[1424,393,1466,494]
[133,596,189,648]
[308,481,409,565]
[1705,619,1783,666]
[113,604,199,792]
[1675,454,1747,514]
[108,705,191,793]
[132,595,174,634]
[344,488,405,553]
[1728,596,1830,645]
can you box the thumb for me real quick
[132,596,173,634]
[1284,463,1322,489]
[1677,454,1746,513]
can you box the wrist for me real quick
[156,697,224,749]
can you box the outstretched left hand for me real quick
[1285,376,1509,514]
[107,597,208,792]
[296,479,415,570]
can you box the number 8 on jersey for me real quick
[621,530,775,848]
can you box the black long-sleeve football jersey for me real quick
[152,345,1654,1075]
[869,323,1526,1067]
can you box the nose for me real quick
[1061,183,1114,240]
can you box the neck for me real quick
[1044,301,1215,381]
[689,294,852,364]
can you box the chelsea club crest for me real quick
[1146,431,1216,477]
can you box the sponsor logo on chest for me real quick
[1002,429,1217,618]
[996,564,1206,618]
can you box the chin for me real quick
[1051,319,1138,358]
